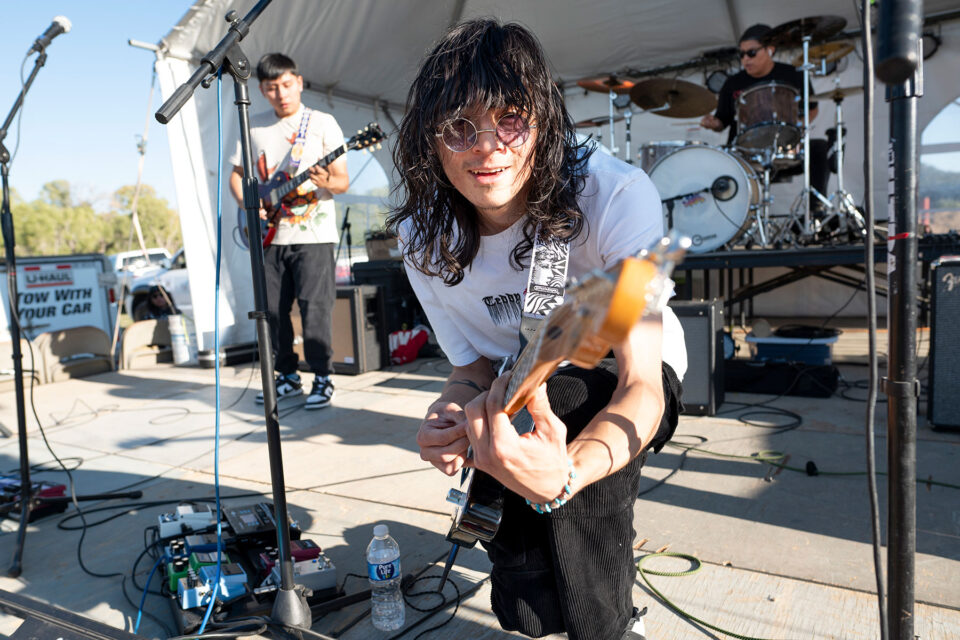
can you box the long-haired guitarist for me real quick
[228,53,349,409]
[388,19,687,640]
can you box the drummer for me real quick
[700,24,830,206]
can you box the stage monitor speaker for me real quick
[669,299,724,416]
[928,258,960,429]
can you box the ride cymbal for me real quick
[629,78,716,118]
[576,75,636,94]
[764,15,847,48]
[792,41,855,66]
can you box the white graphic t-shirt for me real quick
[401,151,687,380]
[230,104,345,245]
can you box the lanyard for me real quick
[286,108,312,171]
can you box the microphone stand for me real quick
[334,206,352,285]
[156,0,312,630]
[2,48,142,578]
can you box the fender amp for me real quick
[669,299,724,415]
[928,257,960,429]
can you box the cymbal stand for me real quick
[607,90,620,156]
[623,107,633,163]
[776,34,820,245]
[817,88,867,240]
[739,160,772,248]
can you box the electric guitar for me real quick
[239,123,385,249]
[443,234,690,551]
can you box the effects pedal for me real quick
[158,504,217,538]
[198,562,248,603]
[184,533,224,554]
[266,553,337,593]
[177,570,211,610]
[223,501,301,542]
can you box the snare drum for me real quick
[648,145,759,253]
[638,141,701,173]
[735,82,801,153]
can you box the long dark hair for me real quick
[387,18,593,286]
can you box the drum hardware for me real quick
[628,78,717,118]
[575,113,624,154]
[577,75,636,157]
[763,15,848,242]
[810,81,869,242]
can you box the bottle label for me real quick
[368,558,400,581]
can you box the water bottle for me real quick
[366,523,404,630]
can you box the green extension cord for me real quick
[637,552,782,640]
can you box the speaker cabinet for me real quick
[331,285,385,375]
[928,258,960,429]
[351,260,424,334]
[669,299,724,415]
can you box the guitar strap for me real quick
[286,108,312,172]
[518,228,570,352]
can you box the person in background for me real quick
[133,285,178,322]
[228,53,349,410]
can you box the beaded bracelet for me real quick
[525,458,577,514]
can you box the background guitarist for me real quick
[228,53,349,409]
[389,19,687,640]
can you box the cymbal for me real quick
[629,78,717,118]
[792,41,855,66]
[764,15,847,48]
[814,85,863,101]
[576,75,636,95]
[575,114,625,128]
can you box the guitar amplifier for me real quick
[669,299,724,415]
[352,260,424,334]
[928,257,960,429]
[331,285,386,375]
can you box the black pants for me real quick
[482,360,683,640]
[263,243,335,376]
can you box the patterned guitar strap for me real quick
[510,228,570,434]
[286,108,312,173]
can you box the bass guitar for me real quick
[438,234,689,585]
[239,122,385,249]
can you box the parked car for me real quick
[109,248,172,312]
[126,248,192,320]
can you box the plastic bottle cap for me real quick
[373,524,389,537]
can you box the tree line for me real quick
[3,180,182,257]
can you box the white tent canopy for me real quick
[155,0,960,349]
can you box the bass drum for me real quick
[638,140,702,173]
[649,145,759,253]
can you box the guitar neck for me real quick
[273,144,347,200]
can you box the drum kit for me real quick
[575,15,869,253]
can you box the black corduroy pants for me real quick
[482,359,682,640]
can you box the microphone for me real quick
[28,16,72,54]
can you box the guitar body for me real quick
[444,237,687,547]
[236,123,386,250]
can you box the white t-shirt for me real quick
[230,104,345,245]
[401,151,687,380]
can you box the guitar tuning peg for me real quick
[376,143,382,150]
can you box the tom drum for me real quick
[735,82,801,154]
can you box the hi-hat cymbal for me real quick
[814,85,863,101]
[629,78,717,118]
[764,15,847,48]
[792,41,855,66]
[576,75,636,94]
[575,114,625,128]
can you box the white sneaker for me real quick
[305,375,334,410]
[255,373,303,405]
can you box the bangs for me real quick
[418,22,547,129]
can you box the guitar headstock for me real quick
[347,122,386,153]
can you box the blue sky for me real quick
[1,2,193,209]
[1,2,390,214]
